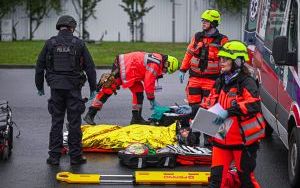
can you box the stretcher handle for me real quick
[56,172,134,184]
[56,171,211,185]
[56,172,100,184]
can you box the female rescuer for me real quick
[201,40,266,188]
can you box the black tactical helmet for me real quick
[56,15,77,30]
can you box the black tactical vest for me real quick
[47,36,81,73]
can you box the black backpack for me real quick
[0,100,14,160]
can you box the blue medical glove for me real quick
[178,71,185,83]
[213,110,228,125]
[176,105,192,115]
[89,90,97,100]
[37,89,45,96]
[150,100,160,110]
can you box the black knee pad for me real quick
[100,93,112,103]
[136,92,144,104]
[202,89,210,98]
[189,87,202,95]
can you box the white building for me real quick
[1,0,245,42]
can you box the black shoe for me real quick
[130,118,150,125]
[70,156,87,165]
[83,114,96,125]
[46,157,60,165]
[83,107,98,125]
[130,110,150,125]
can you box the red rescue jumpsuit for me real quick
[201,73,265,188]
[180,30,228,116]
[92,52,164,111]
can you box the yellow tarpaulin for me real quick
[81,123,177,150]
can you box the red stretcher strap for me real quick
[83,148,117,153]
[176,155,212,166]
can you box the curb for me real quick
[0,65,112,69]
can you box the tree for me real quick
[25,0,61,40]
[119,0,135,42]
[211,0,249,14]
[0,0,18,19]
[136,0,154,42]
[72,0,101,40]
[0,0,22,40]
[120,0,154,42]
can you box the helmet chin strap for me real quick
[163,60,168,70]
[204,27,216,35]
[224,69,241,85]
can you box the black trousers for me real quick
[48,88,85,158]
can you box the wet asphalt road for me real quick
[0,69,290,188]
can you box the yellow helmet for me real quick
[201,9,221,26]
[167,55,180,74]
[218,40,249,63]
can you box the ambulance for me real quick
[244,0,300,187]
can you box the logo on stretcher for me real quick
[163,175,195,180]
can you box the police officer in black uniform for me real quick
[35,15,97,165]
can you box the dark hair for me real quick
[231,56,250,76]
[161,54,168,63]
[241,65,250,75]
[211,20,219,27]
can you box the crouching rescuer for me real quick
[200,41,266,187]
[84,52,180,125]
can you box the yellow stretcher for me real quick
[56,171,210,185]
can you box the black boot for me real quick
[46,156,60,165]
[130,110,149,125]
[83,107,98,125]
[139,109,150,125]
[70,155,87,165]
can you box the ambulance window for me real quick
[246,0,259,31]
[257,0,270,40]
[264,0,287,49]
[287,0,298,58]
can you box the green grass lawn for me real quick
[0,41,188,66]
